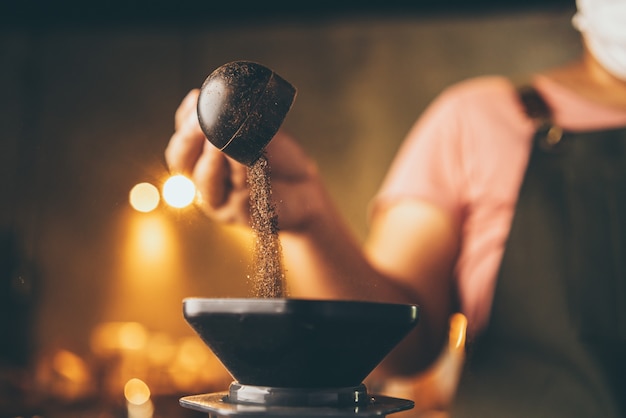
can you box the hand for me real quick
[165,89,320,230]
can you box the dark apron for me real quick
[451,87,626,417]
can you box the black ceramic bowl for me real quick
[183,298,419,389]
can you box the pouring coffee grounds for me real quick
[196,61,296,298]
[247,155,286,298]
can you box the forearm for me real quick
[278,182,455,375]
[279,183,412,303]
[281,226,449,376]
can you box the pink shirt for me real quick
[374,75,626,335]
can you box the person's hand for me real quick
[165,89,321,230]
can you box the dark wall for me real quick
[1,0,574,27]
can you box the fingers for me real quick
[165,90,206,177]
[191,141,247,207]
[205,185,251,225]
[265,130,318,181]
[165,93,320,230]
[270,177,324,231]
[190,139,250,223]
[192,140,229,208]
[194,153,251,225]
[175,89,200,130]
[166,89,254,226]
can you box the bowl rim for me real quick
[183,297,419,322]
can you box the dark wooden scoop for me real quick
[196,61,297,166]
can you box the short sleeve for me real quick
[371,85,468,222]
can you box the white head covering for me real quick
[572,0,626,80]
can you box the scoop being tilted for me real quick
[197,61,296,166]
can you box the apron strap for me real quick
[452,82,626,417]
[517,85,564,150]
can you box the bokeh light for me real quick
[162,175,196,208]
[52,349,90,385]
[124,377,151,405]
[129,183,160,213]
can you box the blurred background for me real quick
[1,0,579,416]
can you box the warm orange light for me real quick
[129,183,160,213]
[175,337,212,370]
[42,349,93,401]
[168,336,229,392]
[118,322,148,351]
[124,377,151,405]
[90,321,148,355]
[134,215,168,261]
[448,313,467,350]
[105,210,182,331]
[145,332,177,367]
[162,175,196,208]
[90,322,121,356]
[52,349,90,384]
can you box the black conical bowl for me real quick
[183,298,419,389]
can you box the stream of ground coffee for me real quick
[247,155,286,298]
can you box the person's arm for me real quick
[364,200,460,375]
[281,192,460,375]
